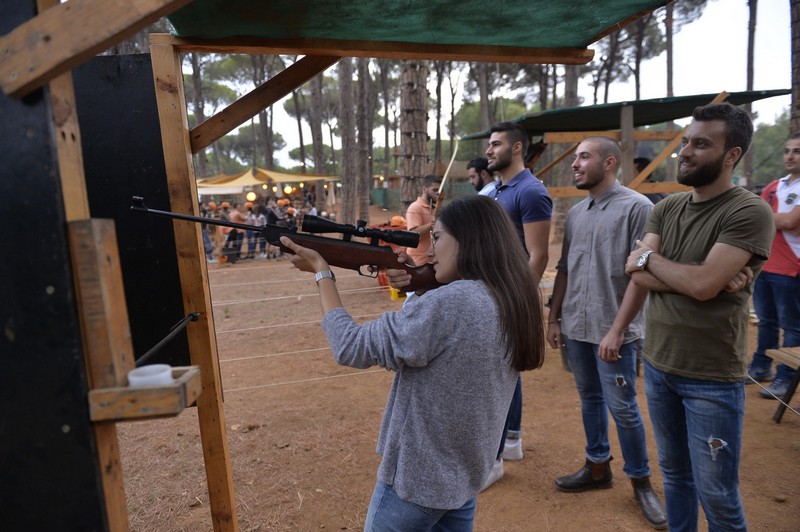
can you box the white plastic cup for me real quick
[127,364,175,387]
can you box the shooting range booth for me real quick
[1,1,675,530]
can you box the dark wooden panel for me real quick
[0,1,107,530]
[73,54,192,368]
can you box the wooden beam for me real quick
[0,0,191,98]
[548,181,689,199]
[543,130,681,143]
[190,55,340,153]
[149,33,596,64]
[620,105,635,185]
[68,220,133,532]
[535,143,578,177]
[150,39,239,532]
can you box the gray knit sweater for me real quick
[321,280,518,509]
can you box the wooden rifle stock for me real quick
[131,197,442,292]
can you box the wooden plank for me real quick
[0,0,191,98]
[632,181,691,194]
[620,105,635,184]
[547,181,688,198]
[149,33,595,64]
[89,366,202,422]
[543,130,681,143]
[67,219,133,532]
[190,55,339,153]
[535,143,578,177]
[150,39,239,532]
[765,348,800,369]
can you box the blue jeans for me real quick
[644,360,746,532]
[563,337,650,478]
[364,482,475,532]
[495,377,522,458]
[750,271,800,381]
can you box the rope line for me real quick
[221,346,329,362]
[746,376,800,417]
[213,286,386,306]
[224,368,386,393]
[216,313,383,334]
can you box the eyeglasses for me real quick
[430,231,439,250]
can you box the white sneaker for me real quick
[481,459,504,491]
[501,438,523,461]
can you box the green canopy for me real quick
[168,0,666,52]
[461,89,791,139]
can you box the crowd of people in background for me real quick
[200,195,318,264]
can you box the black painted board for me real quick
[73,54,192,368]
[0,1,108,530]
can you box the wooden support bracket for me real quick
[89,366,202,422]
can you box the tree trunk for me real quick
[189,53,209,178]
[310,74,326,202]
[793,0,800,133]
[338,58,358,224]
[552,65,582,244]
[379,61,392,182]
[356,58,371,221]
[666,2,675,97]
[744,0,758,184]
[399,61,429,211]
[475,63,492,131]
[292,89,307,173]
[433,62,445,168]
[448,65,460,159]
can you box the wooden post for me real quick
[149,37,239,532]
[619,105,635,185]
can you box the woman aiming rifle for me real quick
[280,195,545,531]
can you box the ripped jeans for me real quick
[644,360,746,532]
[562,337,650,478]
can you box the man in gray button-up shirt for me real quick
[546,137,667,530]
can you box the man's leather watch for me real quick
[636,250,655,271]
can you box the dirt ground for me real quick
[119,207,800,531]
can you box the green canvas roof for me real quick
[168,0,666,54]
[461,89,792,139]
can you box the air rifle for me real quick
[131,196,442,292]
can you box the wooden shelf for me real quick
[88,366,202,422]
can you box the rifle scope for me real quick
[301,215,420,249]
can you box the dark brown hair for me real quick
[438,195,545,371]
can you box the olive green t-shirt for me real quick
[644,187,774,382]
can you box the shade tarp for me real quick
[197,167,339,187]
[461,89,792,139]
[168,0,666,49]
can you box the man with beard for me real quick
[625,103,774,530]
[466,157,497,196]
[547,137,666,529]
[483,122,552,478]
[405,174,442,266]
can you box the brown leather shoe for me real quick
[632,477,668,530]
[554,457,613,492]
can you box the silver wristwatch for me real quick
[636,250,655,271]
[314,270,336,284]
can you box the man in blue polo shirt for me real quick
[484,121,552,481]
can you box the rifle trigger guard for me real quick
[357,265,378,278]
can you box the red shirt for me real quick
[761,179,800,277]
